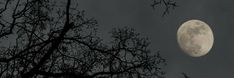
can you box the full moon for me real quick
[177,19,214,57]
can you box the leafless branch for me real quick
[151,0,178,16]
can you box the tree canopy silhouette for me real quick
[0,0,173,78]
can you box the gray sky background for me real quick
[78,0,234,78]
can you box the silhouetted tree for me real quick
[151,0,177,16]
[0,0,167,78]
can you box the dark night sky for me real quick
[78,0,234,78]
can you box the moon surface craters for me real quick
[177,20,214,57]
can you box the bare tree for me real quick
[151,0,177,16]
[0,0,167,78]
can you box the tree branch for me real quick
[22,0,73,77]
[151,0,177,16]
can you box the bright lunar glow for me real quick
[177,19,214,57]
